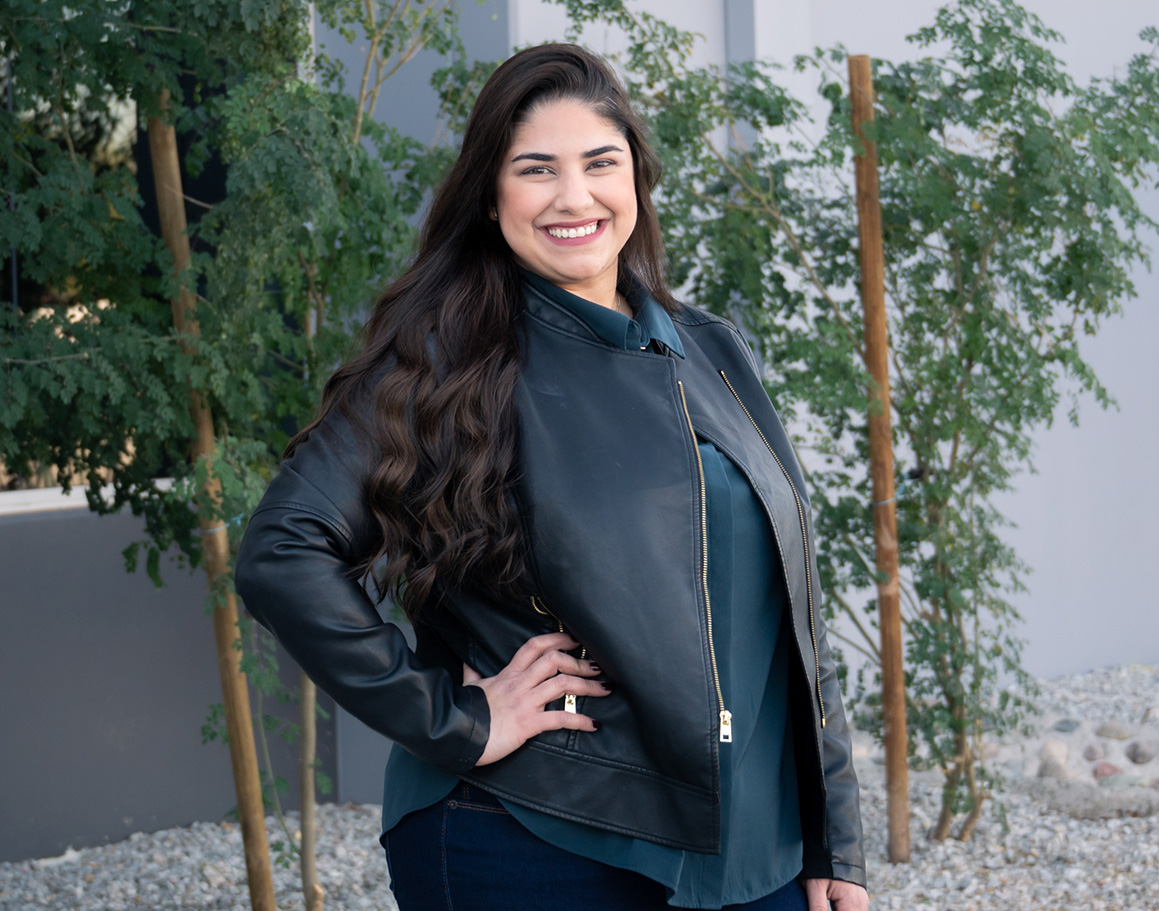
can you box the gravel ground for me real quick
[2,665,1157,911]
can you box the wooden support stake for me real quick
[146,90,277,910]
[848,54,911,864]
[301,673,323,911]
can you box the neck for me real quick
[555,271,620,313]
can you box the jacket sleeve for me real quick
[803,605,867,887]
[233,399,490,774]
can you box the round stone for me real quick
[1094,761,1124,780]
[1038,739,1068,764]
[1125,740,1157,765]
[1052,718,1081,733]
[1082,743,1106,762]
[1095,721,1132,740]
[1037,758,1069,779]
[1099,774,1142,789]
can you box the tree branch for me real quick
[828,588,884,662]
[351,0,384,145]
[703,136,863,355]
[4,353,91,365]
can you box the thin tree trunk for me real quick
[933,711,968,842]
[146,89,276,911]
[299,182,323,907]
[932,760,961,842]
[957,747,984,841]
[301,672,323,911]
[849,53,911,863]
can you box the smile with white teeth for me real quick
[545,221,600,239]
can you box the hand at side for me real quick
[804,878,869,911]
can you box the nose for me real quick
[553,168,594,214]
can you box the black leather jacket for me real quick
[234,281,866,887]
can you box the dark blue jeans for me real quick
[384,782,808,911]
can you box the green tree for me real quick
[550,0,1159,839]
[2,0,467,901]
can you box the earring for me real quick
[488,207,498,220]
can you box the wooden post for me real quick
[300,675,323,911]
[146,90,277,910]
[848,54,911,864]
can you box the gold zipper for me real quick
[718,371,826,729]
[677,381,733,744]
[531,595,585,713]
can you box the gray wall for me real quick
[0,505,337,863]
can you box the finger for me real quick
[537,710,601,734]
[828,882,869,911]
[525,647,587,686]
[462,662,482,684]
[558,653,602,676]
[537,674,612,703]
[507,632,581,673]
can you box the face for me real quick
[495,98,637,307]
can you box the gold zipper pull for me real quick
[719,709,733,743]
[565,693,578,714]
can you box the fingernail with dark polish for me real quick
[592,720,602,731]
[600,680,614,692]
[588,662,601,673]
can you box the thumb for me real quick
[804,878,830,911]
[462,661,482,685]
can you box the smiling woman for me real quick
[234,43,868,911]
[495,99,638,308]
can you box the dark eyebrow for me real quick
[510,144,624,163]
[583,145,623,158]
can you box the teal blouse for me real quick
[380,273,803,909]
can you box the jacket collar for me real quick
[519,267,686,358]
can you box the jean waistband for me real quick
[451,779,505,807]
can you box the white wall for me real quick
[511,0,726,67]
[510,0,1159,678]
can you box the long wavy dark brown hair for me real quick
[286,43,677,618]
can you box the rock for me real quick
[201,865,227,888]
[1019,777,1159,820]
[1053,718,1081,733]
[1125,740,1157,765]
[1095,721,1131,740]
[1038,739,1068,764]
[1094,761,1123,780]
[1149,777,1159,790]
[1083,743,1106,762]
[1001,758,1024,779]
[1037,758,1069,779]
[1099,774,1142,790]
[982,742,999,759]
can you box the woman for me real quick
[235,43,868,911]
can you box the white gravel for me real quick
[2,665,1157,911]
